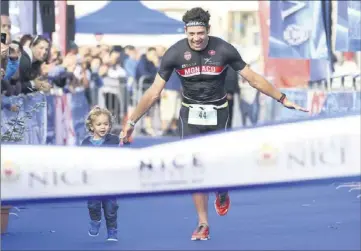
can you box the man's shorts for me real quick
[178,102,229,139]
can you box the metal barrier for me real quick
[133,75,161,135]
[135,75,154,104]
[97,77,128,131]
[308,73,360,90]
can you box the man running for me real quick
[120,7,308,241]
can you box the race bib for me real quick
[188,104,217,126]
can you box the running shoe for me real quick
[88,220,101,237]
[107,228,118,242]
[214,192,230,216]
[191,224,210,241]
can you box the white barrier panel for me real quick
[1,115,360,202]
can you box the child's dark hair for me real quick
[85,106,113,133]
[182,7,211,27]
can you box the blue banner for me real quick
[46,95,56,145]
[1,91,89,146]
[269,1,328,59]
[1,93,47,144]
[262,90,361,123]
[70,91,90,146]
[335,1,361,52]
[271,89,309,121]
[320,91,361,115]
[23,93,47,144]
[309,59,330,82]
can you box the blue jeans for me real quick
[87,199,118,229]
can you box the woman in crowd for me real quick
[19,35,51,94]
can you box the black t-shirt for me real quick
[158,36,247,102]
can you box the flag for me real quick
[269,1,328,59]
[335,1,361,52]
[258,0,309,88]
[8,0,43,37]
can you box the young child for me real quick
[81,106,120,241]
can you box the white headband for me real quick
[185,21,207,27]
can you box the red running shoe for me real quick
[191,224,210,241]
[214,192,231,216]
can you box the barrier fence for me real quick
[1,90,89,146]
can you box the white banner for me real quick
[1,115,360,203]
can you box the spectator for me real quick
[0,16,20,111]
[1,15,11,64]
[135,47,159,83]
[0,17,17,98]
[86,56,103,105]
[135,47,160,136]
[123,45,139,98]
[123,45,138,79]
[1,30,11,71]
[19,35,51,94]
[19,34,33,48]
[1,15,11,34]
[44,46,73,91]
[3,41,21,81]
[107,51,126,79]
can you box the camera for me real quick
[1,33,6,44]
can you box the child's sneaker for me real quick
[107,228,118,242]
[88,220,101,237]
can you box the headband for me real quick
[185,21,207,27]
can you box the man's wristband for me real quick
[278,93,286,104]
[127,120,136,127]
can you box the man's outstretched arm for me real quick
[238,65,308,112]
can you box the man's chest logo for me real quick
[176,65,225,77]
[184,51,192,60]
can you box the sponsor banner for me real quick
[258,0,310,88]
[54,91,89,146]
[70,91,90,146]
[1,91,89,146]
[23,92,47,145]
[319,91,361,115]
[1,93,46,145]
[46,95,56,145]
[269,1,328,59]
[263,90,361,122]
[272,89,310,120]
[336,1,361,52]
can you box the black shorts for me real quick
[178,104,230,139]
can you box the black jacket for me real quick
[81,134,120,147]
[18,49,42,94]
[135,54,157,83]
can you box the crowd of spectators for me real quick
[0,14,180,136]
[1,13,243,136]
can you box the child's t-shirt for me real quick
[90,137,105,146]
